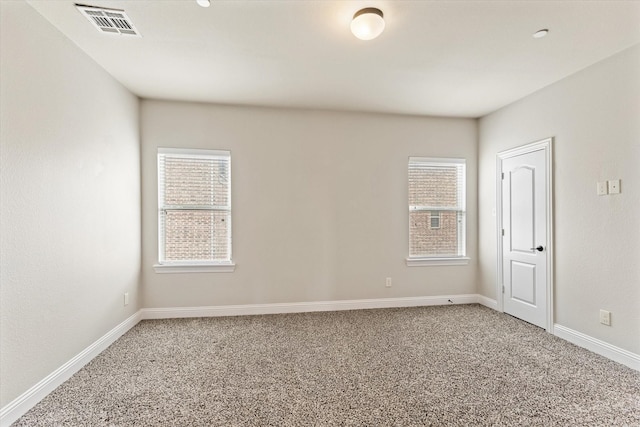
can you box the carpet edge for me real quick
[7,297,638,427]
[140,294,481,319]
[0,311,142,427]
[553,324,640,371]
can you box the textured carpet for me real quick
[13,305,640,426]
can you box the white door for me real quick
[501,148,548,329]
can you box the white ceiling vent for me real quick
[75,4,141,37]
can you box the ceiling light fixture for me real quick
[533,29,549,39]
[196,0,211,7]
[351,8,385,41]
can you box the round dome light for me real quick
[351,8,385,41]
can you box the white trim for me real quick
[1,295,478,425]
[554,324,640,371]
[409,156,466,165]
[157,147,230,158]
[141,295,481,319]
[477,295,498,310]
[0,312,141,427]
[496,137,554,333]
[406,257,470,266]
[4,298,637,426]
[153,263,236,273]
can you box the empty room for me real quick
[1,0,639,425]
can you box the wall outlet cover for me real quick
[599,309,611,326]
[608,179,621,194]
[597,181,608,196]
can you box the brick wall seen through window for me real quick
[158,149,231,264]
[408,158,465,258]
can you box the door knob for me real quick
[530,246,544,252]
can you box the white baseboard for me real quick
[0,311,142,427]
[16,296,637,427]
[1,295,480,425]
[140,294,480,319]
[476,295,498,310]
[554,324,640,371]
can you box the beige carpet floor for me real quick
[13,304,640,426]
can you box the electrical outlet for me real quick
[124,292,129,306]
[608,179,621,194]
[599,309,611,326]
[385,277,392,288]
[597,181,608,196]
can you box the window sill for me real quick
[406,257,470,267]
[153,263,236,273]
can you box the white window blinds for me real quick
[408,157,466,258]
[158,148,231,264]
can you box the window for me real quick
[430,211,441,229]
[407,157,468,266]
[155,148,234,273]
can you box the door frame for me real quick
[496,137,554,333]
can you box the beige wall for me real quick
[478,45,640,354]
[0,2,141,405]
[7,0,636,411]
[141,101,478,308]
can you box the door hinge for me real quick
[501,172,504,179]
[502,285,505,294]
[501,229,504,236]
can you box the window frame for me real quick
[154,147,235,273]
[430,211,441,229]
[406,156,469,266]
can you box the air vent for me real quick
[76,4,141,37]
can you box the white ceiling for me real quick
[27,0,640,118]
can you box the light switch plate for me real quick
[597,181,608,196]
[608,179,620,194]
